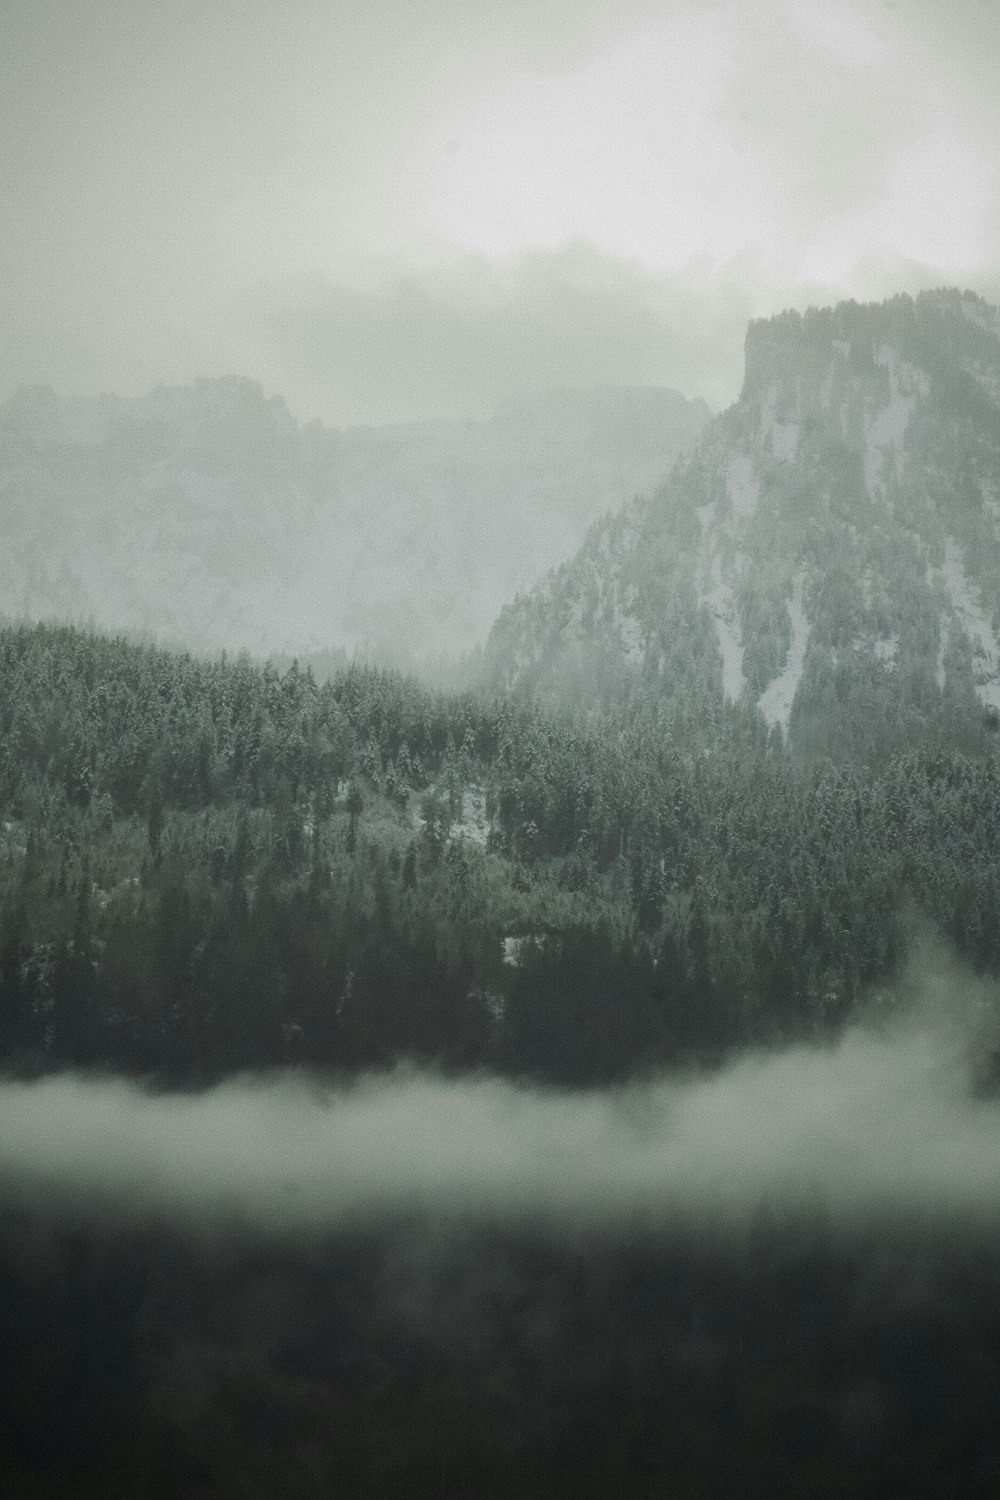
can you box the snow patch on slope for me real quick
[760,383,799,463]
[727,453,759,518]
[454,787,491,847]
[420,786,491,848]
[696,492,745,703]
[819,362,836,412]
[760,382,776,437]
[705,554,746,704]
[873,636,898,668]
[618,610,644,667]
[965,361,1000,408]
[863,346,927,496]
[938,539,1000,709]
[758,574,809,735]
[771,421,799,463]
[820,340,853,427]
[959,297,1000,337]
[936,618,949,691]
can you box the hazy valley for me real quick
[0,379,709,663]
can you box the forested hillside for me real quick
[3,622,999,1086]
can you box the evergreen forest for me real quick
[2,620,999,1088]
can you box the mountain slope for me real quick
[0,378,709,661]
[484,290,1000,760]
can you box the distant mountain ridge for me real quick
[0,377,710,662]
[484,289,1000,761]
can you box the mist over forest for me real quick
[6,0,1000,1493]
[5,973,1000,1496]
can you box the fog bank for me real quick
[2,999,997,1234]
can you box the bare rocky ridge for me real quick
[0,379,710,662]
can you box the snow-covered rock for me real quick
[485,289,1000,757]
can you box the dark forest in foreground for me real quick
[4,1198,1000,1500]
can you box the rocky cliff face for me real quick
[484,290,1000,760]
[0,377,709,662]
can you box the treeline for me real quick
[1,622,1000,1084]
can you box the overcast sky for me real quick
[3,0,999,425]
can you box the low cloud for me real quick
[2,943,998,1236]
[236,241,998,427]
[236,246,742,425]
[3,940,999,1494]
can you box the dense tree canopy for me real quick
[1,622,999,1085]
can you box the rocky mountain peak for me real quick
[485,290,1000,763]
[740,289,1000,413]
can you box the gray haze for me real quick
[4,0,1000,423]
[0,378,710,657]
[2,945,998,1236]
